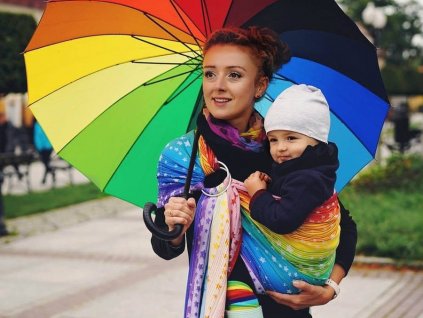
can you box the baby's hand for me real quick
[244,171,271,197]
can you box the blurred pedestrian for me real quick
[0,111,26,179]
[0,184,7,236]
[0,111,11,236]
[33,121,54,184]
[1,110,15,154]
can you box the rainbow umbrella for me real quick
[24,0,389,210]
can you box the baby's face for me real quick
[267,130,319,164]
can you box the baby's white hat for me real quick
[264,84,330,143]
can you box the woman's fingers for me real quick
[166,197,195,214]
[187,197,196,209]
[165,208,191,223]
[266,280,331,310]
[164,197,196,231]
[165,209,192,225]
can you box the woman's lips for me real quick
[212,97,231,104]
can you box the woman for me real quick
[151,26,357,318]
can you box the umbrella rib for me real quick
[132,35,199,66]
[144,12,202,59]
[132,61,201,66]
[331,110,381,158]
[221,0,234,27]
[200,0,213,37]
[273,73,297,83]
[163,66,202,105]
[169,0,205,50]
[261,92,275,103]
[143,68,201,86]
[261,73,297,102]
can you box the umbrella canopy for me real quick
[24,0,389,208]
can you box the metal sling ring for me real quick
[201,160,232,197]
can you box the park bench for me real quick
[0,152,35,193]
[1,152,75,194]
[48,156,74,186]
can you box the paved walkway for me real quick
[1,197,422,318]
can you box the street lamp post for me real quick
[362,2,387,58]
[362,2,388,160]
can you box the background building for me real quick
[0,0,43,21]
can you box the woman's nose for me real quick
[214,75,226,91]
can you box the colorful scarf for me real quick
[157,111,340,318]
[203,109,266,153]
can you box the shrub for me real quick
[340,181,423,261]
[352,153,423,192]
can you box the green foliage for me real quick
[342,153,423,261]
[0,12,37,93]
[336,0,423,67]
[381,64,423,95]
[340,182,423,261]
[3,183,108,219]
[351,153,423,192]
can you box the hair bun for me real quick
[247,26,291,78]
[204,26,292,79]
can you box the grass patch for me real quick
[340,182,423,261]
[3,183,108,219]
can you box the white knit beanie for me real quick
[264,84,330,143]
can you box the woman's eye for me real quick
[203,70,214,78]
[228,72,241,79]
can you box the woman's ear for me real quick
[255,76,269,98]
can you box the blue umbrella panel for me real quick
[248,1,390,191]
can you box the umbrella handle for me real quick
[143,128,200,241]
[143,202,183,241]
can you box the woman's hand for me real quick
[244,171,271,197]
[164,197,196,246]
[266,280,334,310]
[266,265,345,310]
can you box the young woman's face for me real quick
[202,44,268,132]
[267,130,319,164]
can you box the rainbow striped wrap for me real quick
[157,131,341,318]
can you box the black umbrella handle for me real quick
[143,129,200,241]
[143,202,183,241]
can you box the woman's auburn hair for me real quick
[203,26,291,80]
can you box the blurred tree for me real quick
[0,13,37,94]
[381,64,423,94]
[337,0,423,94]
[337,0,423,67]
